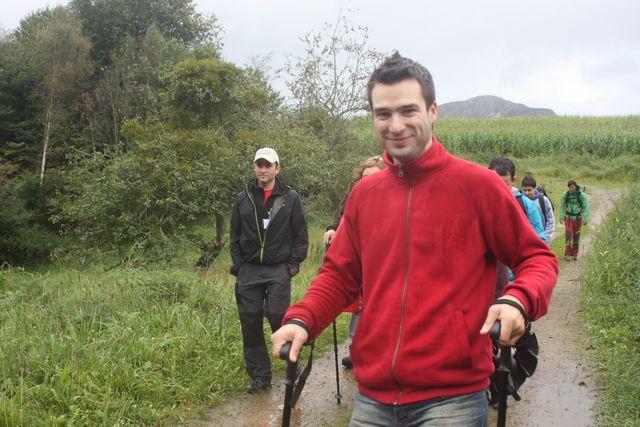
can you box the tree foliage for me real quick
[53,123,239,263]
[282,9,385,119]
[281,9,385,160]
[31,7,93,185]
[0,161,57,263]
[168,58,242,129]
[0,11,51,170]
[70,0,220,67]
[0,2,383,266]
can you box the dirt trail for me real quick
[194,187,623,427]
[507,186,623,427]
[194,339,358,427]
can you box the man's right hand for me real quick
[271,323,309,363]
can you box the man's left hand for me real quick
[479,295,526,346]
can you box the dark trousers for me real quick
[235,263,291,380]
[564,217,583,257]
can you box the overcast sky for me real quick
[2,0,639,116]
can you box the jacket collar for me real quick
[248,175,286,195]
[383,136,450,182]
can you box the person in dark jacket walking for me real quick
[230,147,309,393]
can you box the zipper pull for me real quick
[397,166,404,178]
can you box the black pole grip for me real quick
[279,342,292,361]
[489,321,501,341]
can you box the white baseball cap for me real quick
[253,147,279,164]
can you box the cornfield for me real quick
[436,115,640,158]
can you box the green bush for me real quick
[0,167,58,264]
[53,120,341,265]
[53,125,246,264]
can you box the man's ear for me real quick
[429,101,438,121]
[275,164,281,174]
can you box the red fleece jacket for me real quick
[284,137,558,405]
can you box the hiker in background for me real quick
[230,147,309,393]
[559,179,590,261]
[522,176,556,242]
[272,52,558,426]
[323,155,386,369]
[488,157,547,244]
[323,155,386,247]
[537,184,555,223]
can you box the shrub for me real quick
[0,165,57,264]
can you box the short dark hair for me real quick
[488,156,516,179]
[522,176,537,188]
[567,179,578,187]
[367,51,436,110]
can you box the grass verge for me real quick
[580,185,640,426]
[0,223,348,426]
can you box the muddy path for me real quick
[507,186,623,427]
[194,186,623,427]
[193,335,358,426]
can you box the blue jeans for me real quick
[349,390,488,427]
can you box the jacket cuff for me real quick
[502,289,532,319]
[230,264,240,277]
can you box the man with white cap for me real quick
[230,147,309,393]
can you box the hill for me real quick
[438,95,556,118]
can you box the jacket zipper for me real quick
[392,166,411,405]
[246,186,267,263]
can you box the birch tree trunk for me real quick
[39,93,54,186]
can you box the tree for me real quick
[31,7,93,185]
[0,14,49,171]
[282,9,385,119]
[168,57,243,130]
[71,0,220,68]
[52,122,251,264]
[0,160,57,264]
[281,9,385,160]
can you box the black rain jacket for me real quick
[229,176,308,276]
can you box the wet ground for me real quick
[193,187,621,427]
[506,187,622,427]
[194,343,357,426]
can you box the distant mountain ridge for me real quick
[438,95,556,118]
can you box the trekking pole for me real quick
[278,342,298,427]
[490,321,511,427]
[326,243,341,405]
[332,320,342,404]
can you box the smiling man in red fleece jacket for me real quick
[272,52,558,426]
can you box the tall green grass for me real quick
[0,224,347,425]
[580,185,640,426]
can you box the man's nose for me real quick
[389,114,405,133]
